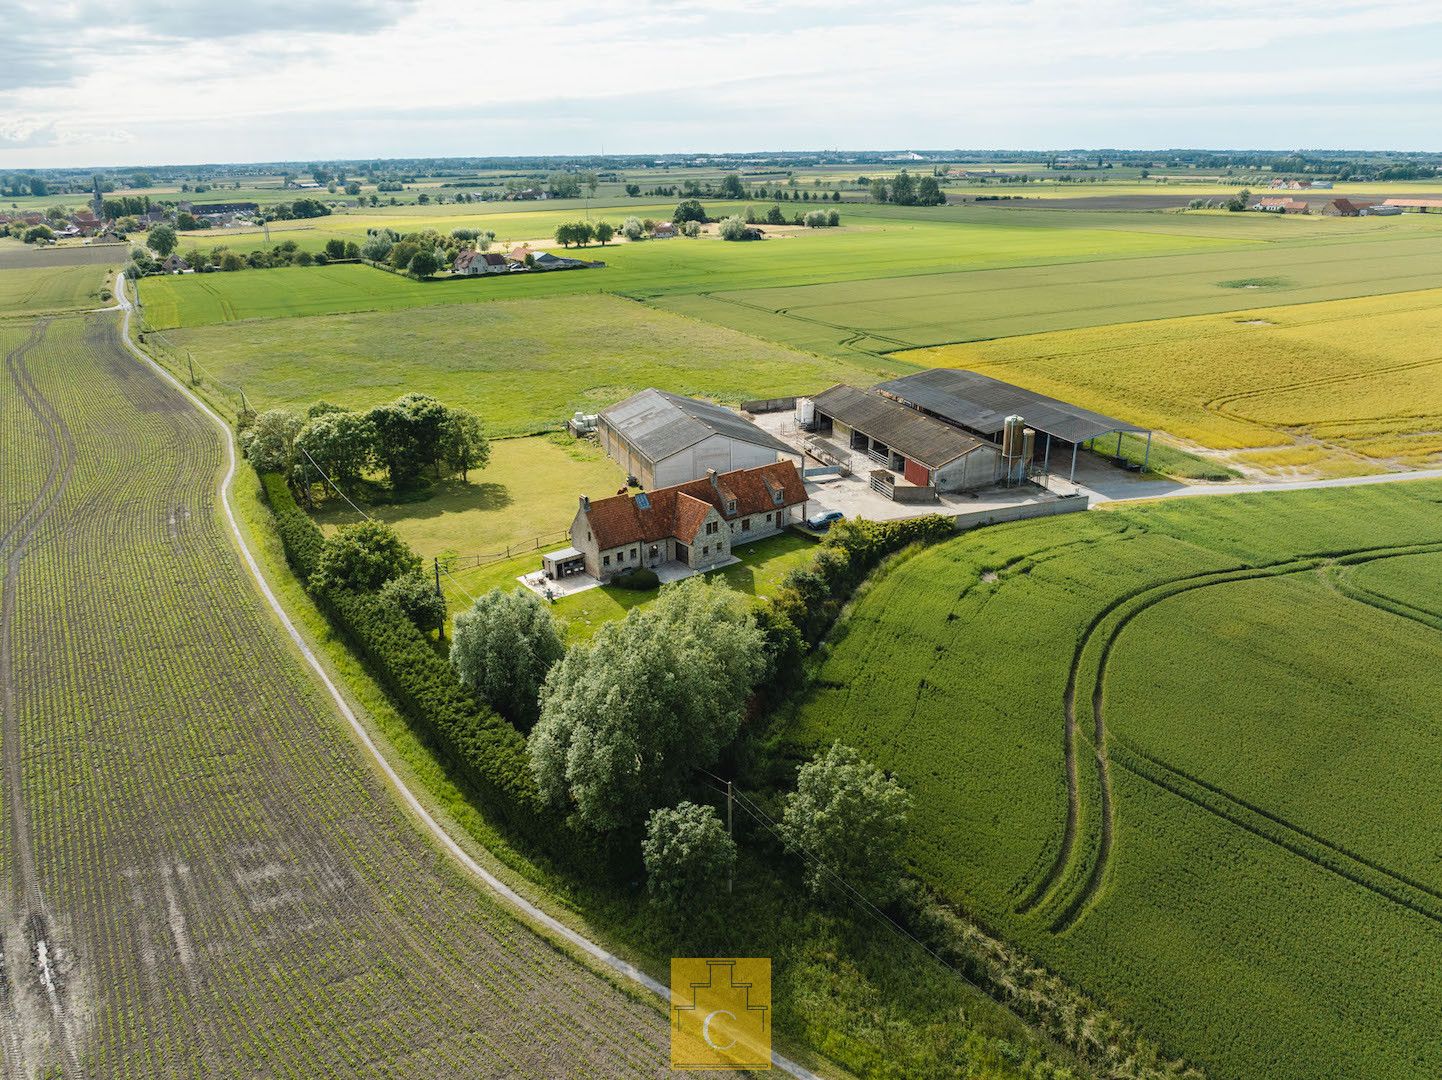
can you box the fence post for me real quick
[434,557,445,641]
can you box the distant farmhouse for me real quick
[1382,198,1442,213]
[1323,198,1369,217]
[453,250,508,275]
[598,389,802,488]
[1251,197,1310,214]
[565,461,808,582]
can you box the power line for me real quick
[296,446,373,522]
[695,773,989,999]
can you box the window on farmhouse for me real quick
[742,519,751,531]
[765,513,772,523]
[603,555,610,566]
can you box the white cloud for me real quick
[2,0,1439,165]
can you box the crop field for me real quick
[0,264,113,317]
[785,479,1442,1080]
[898,287,1442,473]
[140,207,1248,329]
[0,311,676,1076]
[660,221,1442,360]
[158,292,899,436]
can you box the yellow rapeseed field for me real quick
[899,287,1442,474]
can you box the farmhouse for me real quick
[807,384,1004,492]
[598,388,802,488]
[873,368,1152,481]
[1251,197,1309,214]
[453,250,508,275]
[651,222,677,238]
[565,461,808,581]
[1323,198,1369,217]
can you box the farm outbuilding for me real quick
[873,368,1152,482]
[809,384,1004,492]
[598,389,802,489]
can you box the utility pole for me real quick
[434,557,445,641]
[726,779,734,894]
[186,350,197,386]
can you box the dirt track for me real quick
[0,311,681,1077]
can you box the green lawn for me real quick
[784,478,1442,1080]
[310,432,626,556]
[160,292,900,437]
[441,530,819,642]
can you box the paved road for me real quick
[1057,465,1442,506]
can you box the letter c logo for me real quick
[702,1009,736,1051]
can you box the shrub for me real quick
[718,215,749,241]
[379,570,447,634]
[451,588,564,730]
[310,520,420,593]
[643,802,735,913]
[611,567,659,591]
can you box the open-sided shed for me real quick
[874,368,1152,481]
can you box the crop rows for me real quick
[0,312,674,1076]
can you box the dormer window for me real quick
[726,499,737,515]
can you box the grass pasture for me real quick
[161,292,899,436]
[785,479,1442,1080]
[900,287,1442,473]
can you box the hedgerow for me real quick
[259,472,590,862]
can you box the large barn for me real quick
[809,384,1005,492]
[873,368,1151,481]
[598,389,802,489]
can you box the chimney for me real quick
[707,468,718,490]
[579,494,590,512]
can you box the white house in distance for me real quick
[563,461,808,582]
[598,389,802,489]
[453,250,509,275]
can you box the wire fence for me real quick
[440,533,570,572]
[137,316,252,417]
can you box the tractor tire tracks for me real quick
[1026,539,1442,935]
[0,319,83,1075]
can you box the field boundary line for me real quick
[113,279,826,1080]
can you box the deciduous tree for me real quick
[239,409,302,474]
[147,224,177,256]
[452,588,564,729]
[529,577,765,831]
[643,802,735,912]
[779,743,911,903]
[311,520,420,593]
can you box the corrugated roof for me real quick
[874,369,1147,444]
[810,385,985,468]
[600,389,798,464]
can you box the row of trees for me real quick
[868,170,946,205]
[240,394,490,498]
[445,568,911,915]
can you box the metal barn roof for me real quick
[874,369,1147,444]
[600,389,798,464]
[810,384,986,468]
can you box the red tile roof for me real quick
[581,461,807,549]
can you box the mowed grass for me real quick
[443,530,820,642]
[900,287,1442,472]
[162,292,901,436]
[0,263,112,317]
[784,479,1442,1080]
[658,218,1442,359]
[312,433,625,558]
[139,207,1248,329]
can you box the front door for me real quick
[649,543,661,566]
[674,542,688,565]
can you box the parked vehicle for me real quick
[806,510,845,531]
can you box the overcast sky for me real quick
[4,0,1440,168]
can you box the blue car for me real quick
[806,510,845,531]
